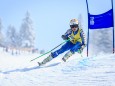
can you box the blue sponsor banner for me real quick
[88,9,113,29]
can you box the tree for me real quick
[91,28,112,55]
[0,18,2,32]
[6,25,17,47]
[0,18,4,46]
[78,14,83,29]
[40,49,45,54]
[19,11,35,48]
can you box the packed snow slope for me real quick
[0,49,115,86]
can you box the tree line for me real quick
[0,11,35,51]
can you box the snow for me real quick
[0,48,115,86]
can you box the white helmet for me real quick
[70,19,79,25]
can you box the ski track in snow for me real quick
[0,51,115,86]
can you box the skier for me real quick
[38,18,86,66]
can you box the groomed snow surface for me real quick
[0,48,115,86]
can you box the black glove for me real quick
[61,35,68,40]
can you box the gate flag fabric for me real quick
[88,9,113,29]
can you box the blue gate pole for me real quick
[86,0,90,57]
[111,0,114,53]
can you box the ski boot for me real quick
[38,54,53,66]
[62,51,74,62]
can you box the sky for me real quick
[0,0,114,51]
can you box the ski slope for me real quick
[0,49,115,86]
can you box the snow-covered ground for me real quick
[0,48,115,86]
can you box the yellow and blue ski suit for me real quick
[51,28,85,58]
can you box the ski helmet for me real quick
[70,19,79,28]
[70,19,79,25]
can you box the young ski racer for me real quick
[38,18,86,66]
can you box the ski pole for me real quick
[30,39,70,62]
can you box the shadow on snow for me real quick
[1,66,40,74]
[0,62,60,74]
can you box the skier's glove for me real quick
[68,35,74,41]
[61,35,69,40]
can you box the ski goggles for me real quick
[70,24,78,28]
